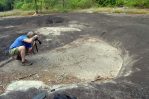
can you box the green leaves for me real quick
[1,0,149,12]
[124,0,149,8]
[96,0,116,7]
[67,0,94,9]
[95,0,149,8]
[0,0,13,11]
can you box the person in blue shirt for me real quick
[9,31,38,66]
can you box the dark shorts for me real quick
[9,48,19,56]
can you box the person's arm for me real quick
[29,41,36,54]
[23,35,38,43]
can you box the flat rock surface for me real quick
[0,13,149,98]
[0,37,123,81]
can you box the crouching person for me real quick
[9,31,38,66]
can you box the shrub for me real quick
[11,0,149,11]
[0,0,13,11]
[124,0,149,8]
[67,0,80,9]
[14,2,24,9]
[67,0,94,9]
[96,0,116,7]
[21,3,34,10]
[116,0,125,7]
[144,0,149,8]
[78,0,94,8]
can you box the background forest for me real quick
[0,0,149,12]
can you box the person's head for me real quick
[27,31,35,38]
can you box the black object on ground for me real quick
[32,92,46,99]
[54,93,77,99]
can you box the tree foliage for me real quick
[95,0,149,8]
[0,0,14,11]
[96,0,116,6]
[0,0,149,12]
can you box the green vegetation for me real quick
[12,0,94,12]
[0,0,13,11]
[0,0,149,12]
[95,0,149,8]
[0,0,149,15]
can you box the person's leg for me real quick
[9,48,19,60]
[18,46,26,62]
[28,47,33,53]
[16,53,22,60]
[18,46,33,66]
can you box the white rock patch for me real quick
[6,80,48,93]
[36,27,81,36]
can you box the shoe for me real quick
[21,60,33,66]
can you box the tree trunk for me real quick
[62,0,65,8]
[35,0,38,14]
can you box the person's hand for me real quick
[34,35,39,39]
[33,35,39,40]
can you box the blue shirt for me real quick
[10,35,32,49]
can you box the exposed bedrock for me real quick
[0,13,149,99]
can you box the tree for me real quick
[6,0,14,10]
[0,0,14,11]
[35,0,38,13]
